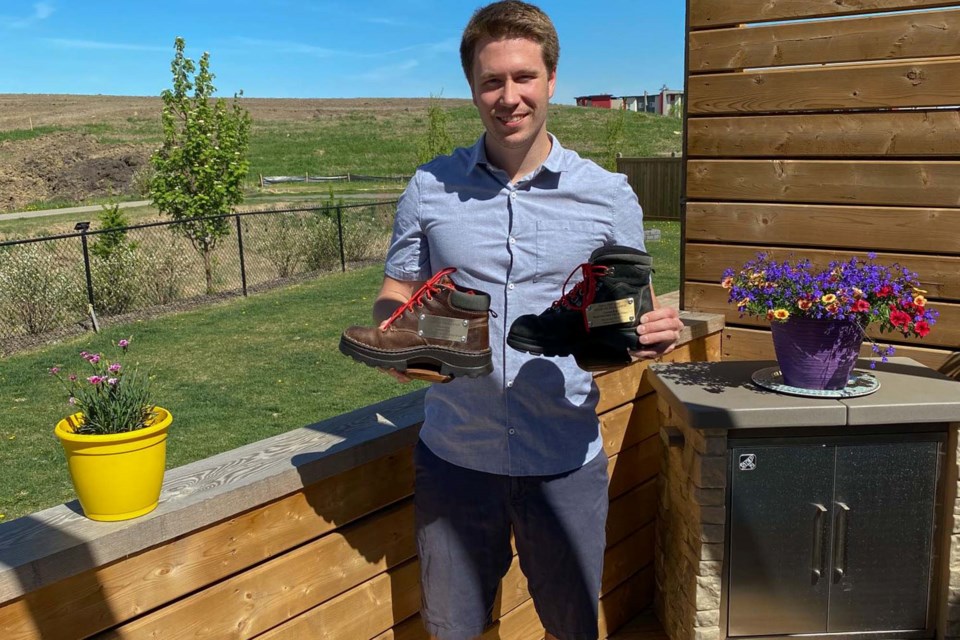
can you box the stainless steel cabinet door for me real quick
[728,445,835,636]
[829,442,938,632]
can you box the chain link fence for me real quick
[0,201,397,355]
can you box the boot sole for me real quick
[506,333,575,358]
[339,336,493,379]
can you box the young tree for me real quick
[416,95,454,166]
[150,37,251,294]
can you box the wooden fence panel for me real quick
[683,1,960,366]
[688,59,960,115]
[689,0,959,28]
[687,111,960,158]
[685,203,960,255]
[684,243,960,301]
[687,160,960,207]
[616,157,683,221]
[690,9,960,71]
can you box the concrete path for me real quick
[0,200,151,221]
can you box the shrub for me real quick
[249,213,309,278]
[0,242,83,334]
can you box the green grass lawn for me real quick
[0,221,679,522]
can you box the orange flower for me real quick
[821,293,837,305]
[851,287,864,299]
[914,295,927,308]
[737,298,751,309]
[773,309,790,320]
[766,309,775,321]
[797,298,812,311]
[826,302,840,314]
[721,276,734,289]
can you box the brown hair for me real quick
[459,1,560,83]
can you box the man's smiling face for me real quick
[470,36,556,159]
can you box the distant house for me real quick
[577,86,683,116]
[575,94,616,109]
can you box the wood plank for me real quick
[600,394,660,457]
[255,558,421,640]
[684,242,960,301]
[689,0,960,29]
[690,8,960,71]
[688,59,960,115]
[607,611,668,640]
[686,160,960,207]
[103,501,417,639]
[685,202,960,258]
[686,111,960,157]
[597,566,656,638]
[719,325,955,370]
[608,438,661,500]
[601,524,655,596]
[607,480,658,548]
[0,449,415,640]
[685,282,960,348]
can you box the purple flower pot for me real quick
[770,317,864,390]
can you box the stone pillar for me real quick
[939,423,960,639]
[655,397,727,640]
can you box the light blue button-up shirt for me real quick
[384,134,646,476]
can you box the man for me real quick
[371,2,683,639]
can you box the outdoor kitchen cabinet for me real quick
[647,358,960,640]
[727,436,941,637]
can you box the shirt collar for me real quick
[467,133,568,176]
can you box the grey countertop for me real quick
[648,358,960,430]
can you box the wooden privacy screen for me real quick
[682,0,960,369]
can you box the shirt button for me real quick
[506,379,513,387]
[508,283,515,290]
[509,236,516,244]
[508,428,516,435]
[510,192,517,200]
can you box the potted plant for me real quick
[50,338,172,521]
[722,253,939,390]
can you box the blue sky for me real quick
[0,1,685,105]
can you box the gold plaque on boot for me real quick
[585,297,635,328]
[418,314,470,342]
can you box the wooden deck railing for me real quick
[0,308,723,640]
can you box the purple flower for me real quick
[107,378,118,386]
[117,339,130,349]
[108,363,122,373]
[89,354,101,364]
[68,374,77,382]
[87,375,104,385]
[49,366,60,375]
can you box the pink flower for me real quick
[87,375,104,385]
[108,363,122,373]
[118,339,130,349]
[107,378,118,386]
[914,320,931,337]
[49,366,60,375]
[68,397,76,405]
[89,354,101,364]
[851,299,871,313]
[68,374,77,382]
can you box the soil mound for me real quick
[0,132,151,211]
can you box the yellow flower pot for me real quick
[54,407,172,522]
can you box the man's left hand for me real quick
[629,307,684,360]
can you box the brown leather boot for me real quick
[339,268,494,382]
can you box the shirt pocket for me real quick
[535,220,608,284]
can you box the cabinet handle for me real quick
[833,502,850,582]
[811,503,827,581]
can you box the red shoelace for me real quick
[553,263,609,330]
[384,267,459,328]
